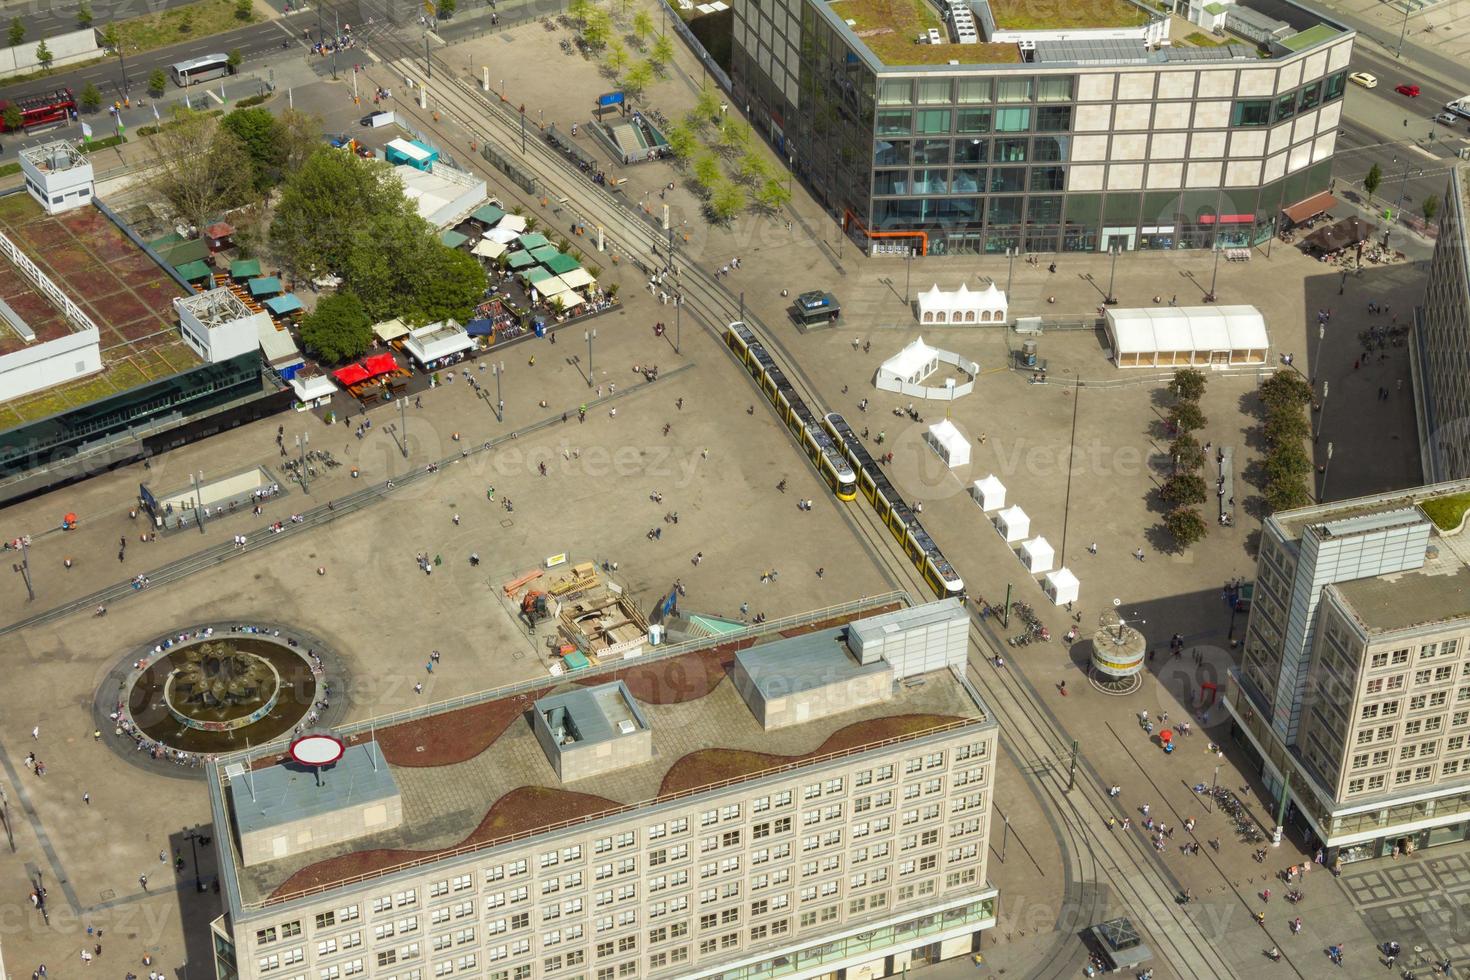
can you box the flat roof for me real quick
[986,0,1151,31]
[214,605,989,911]
[0,195,199,429]
[737,627,891,700]
[1278,23,1341,50]
[230,743,398,836]
[827,0,1022,65]
[1332,561,1470,635]
[1273,480,1470,542]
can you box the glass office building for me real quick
[731,0,1353,255]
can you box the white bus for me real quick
[1445,95,1470,120]
[170,53,231,86]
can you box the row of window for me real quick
[876,106,1069,139]
[877,76,1075,107]
[1230,71,1348,127]
[1369,640,1466,670]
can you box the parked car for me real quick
[1349,72,1377,88]
[1436,111,1457,126]
[1396,83,1421,97]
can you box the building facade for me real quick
[1225,481,1470,864]
[730,0,1352,255]
[1412,165,1470,482]
[209,601,1000,980]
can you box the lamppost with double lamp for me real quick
[1314,381,1329,440]
[585,329,597,388]
[184,828,207,892]
[1319,441,1334,502]
[192,471,206,535]
[296,432,310,493]
[1004,246,1016,299]
[398,396,408,458]
[1312,322,1326,384]
[1204,238,1223,303]
[1104,242,1121,305]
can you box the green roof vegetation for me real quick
[1184,30,1228,46]
[1421,492,1470,532]
[1278,23,1340,51]
[1203,2,1226,12]
[986,0,1150,31]
[830,0,1022,65]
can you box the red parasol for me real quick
[63,512,78,526]
[1159,729,1173,743]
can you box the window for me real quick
[957,109,991,134]
[1273,92,1296,123]
[918,78,952,105]
[876,111,911,138]
[1324,70,1347,100]
[1231,100,1271,127]
[994,108,1031,132]
[878,79,911,105]
[997,78,1032,103]
[916,110,952,135]
[1037,106,1072,131]
[957,78,991,103]
[1297,80,1322,111]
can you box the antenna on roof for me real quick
[245,737,257,801]
[369,722,379,772]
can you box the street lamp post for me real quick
[192,471,206,535]
[492,361,505,421]
[1104,242,1121,305]
[904,247,914,305]
[1005,246,1016,299]
[398,396,408,458]
[1204,239,1222,303]
[1314,381,1329,440]
[585,329,597,388]
[297,432,310,493]
[1313,323,1326,384]
[674,293,682,355]
[17,535,33,603]
[1320,441,1334,503]
[1397,3,1411,58]
[185,829,205,892]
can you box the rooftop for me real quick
[985,0,1151,32]
[1274,479,1470,542]
[1332,562,1470,634]
[0,194,198,429]
[828,0,1022,66]
[214,605,989,911]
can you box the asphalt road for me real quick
[0,0,203,40]
[0,9,320,104]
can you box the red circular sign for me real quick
[290,733,345,767]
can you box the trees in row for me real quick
[1159,367,1210,549]
[1257,370,1314,512]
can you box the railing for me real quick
[0,226,99,338]
[243,712,978,909]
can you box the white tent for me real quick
[879,337,940,389]
[546,289,585,311]
[485,225,521,244]
[916,281,1007,324]
[1104,306,1269,368]
[496,213,528,233]
[995,505,1030,543]
[473,239,507,259]
[372,317,410,342]
[972,474,1006,511]
[1020,536,1055,574]
[924,418,970,469]
[558,267,597,289]
[1044,567,1080,605]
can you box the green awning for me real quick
[265,293,304,315]
[230,258,262,279]
[249,276,284,297]
[544,253,581,275]
[472,203,506,225]
[148,231,184,250]
[175,259,213,282]
[161,238,209,266]
[529,244,561,262]
[440,229,469,248]
[505,250,537,269]
[521,267,554,284]
[517,232,550,250]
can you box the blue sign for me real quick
[597,91,625,107]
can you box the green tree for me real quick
[147,68,167,97]
[582,8,612,49]
[665,121,698,159]
[603,40,629,74]
[693,82,722,126]
[736,150,767,184]
[1363,162,1382,202]
[631,9,654,42]
[710,181,745,222]
[1163,507,1208,549]
[692,152,721,189]
[755,177,791,212]
[34,38,51,69]
[221,106,283,191]
[100,22,117,49]
[715,117,748,153]
[1264,408,1309,448]
[1265,475,1313,512]
[277,107,325,176]
[8,18,24,47]
[1264,441,1310,483]
[234,0,252,19]
[77,1,93,27]
[80,81,102,112]
[1168,433,1204,472]
[567,0,591,23]
[1167,399,1207,434]
[1161,472,1208,506]
[150,109,254,230]
[2,104,21,132]
[272,147,413,279]
[437,0,457,16]
[300,292,372,363]
[226,48,243,71]
[622,60,653,98]
[400,245,485,324]
[650,33,674,67]
[1423,194,1440,224]
[1259,369,1311,412]
[1167,367,1207,403]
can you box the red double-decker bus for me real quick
[0,88,76,133]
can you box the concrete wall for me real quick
[240,794,404,867]
[0,28,102,78]
[0,327,101,403]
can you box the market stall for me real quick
[1020,536,1054,574]
[403,319,475,368]
[971,474,1006,511]
[995,505,1030,543]
[1104,306,1269,368]
[916,281,1007,324]
[924,418,970,469]
[1044,567,1079,606]
[289,373,337,410]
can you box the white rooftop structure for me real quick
[924,418,970,469]
[1020,536,1054,574]
[916,281,1007,325]
[289,374,337,408]
[256,318,303,370]
[972,475,1006,511]
[403,318,475,365]
[1044,567,1080,605]
[1104,305,1270,368]
[995,505,1030,543]
[174,288,264,364]
[19,140,93,215]
[397,165,487,229]
[875,337,980,400]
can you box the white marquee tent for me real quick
[1020,536,1054,574]
[877,337,940,390]
[924,419,970,469]
[1104,306,1269,368]
[972,474,1006,511]
[995,505,1030,543]
[917,282,1007,324]
[1044,567,1079,605]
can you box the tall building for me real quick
[1225,480,1470,864]
[729,0,1353,256]
[1412,165,1470,482]
[208,600,999,980]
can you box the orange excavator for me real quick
[521,590,551,626]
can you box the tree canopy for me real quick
[150,108,254,231]
[299,292,371,363]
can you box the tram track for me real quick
[346,33,1253,976]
